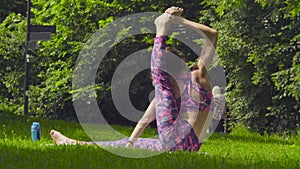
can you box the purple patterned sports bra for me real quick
[177,72,212,113]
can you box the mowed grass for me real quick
[0,112,299,169]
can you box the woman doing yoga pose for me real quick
[50,6,218,152]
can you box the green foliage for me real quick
[27,0,117,119]
[0,13,26,114]
[201,0,300,134]
[0,0,27,21]
[0,0,299,134]
[0,0,201,120]
[29,60,75,120]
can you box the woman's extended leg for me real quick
[89,138,163,151]
[151,35,200,151]
[50,130,163,151]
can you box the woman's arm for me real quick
[163,7,218,69]
[177,17,218,69]
[180,18,218,47]
[126,99,155,146]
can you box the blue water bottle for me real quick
[31,122,41,141]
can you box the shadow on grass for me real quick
[208,132,295,146]
[0,142,299,169]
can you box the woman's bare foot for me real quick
[165,6,184,16]
[50,130,84,145]
[154,6,184,37]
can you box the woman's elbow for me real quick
[210,29,218,39]
[209,29,218,47]
[212,29,218,35]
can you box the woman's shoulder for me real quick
[190,69,212,92]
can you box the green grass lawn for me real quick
[0,112,299,169]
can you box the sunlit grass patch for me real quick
[0,113,299,169]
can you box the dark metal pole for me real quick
[24,0,31,116]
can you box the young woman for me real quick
[50,6,218,152]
